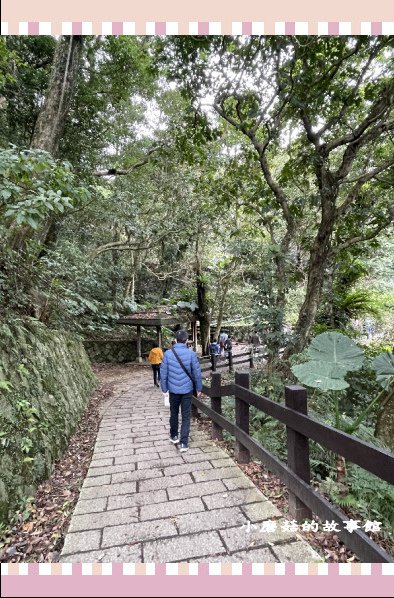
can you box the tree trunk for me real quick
[10,36,83,254]
[214,278,231,340]
[124,252,135,303]
[34,35,83,250]
[111,225,121,311]
[196,238,210,356]
[285,203,335,357]
[31,36,83,155]
[264,229,291,361]
[375,387,394,451]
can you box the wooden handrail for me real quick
[193,372,394,563]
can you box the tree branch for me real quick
[336,157,394,217]
[332,213,394,255]
[90,231,172,260]
[324,81,394,156]
[94,145,162,177]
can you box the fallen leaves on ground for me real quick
[195,414,360,563]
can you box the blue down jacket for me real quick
[160,343,203,395]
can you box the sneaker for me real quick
[179,443,188,452]
[169,436,179,444]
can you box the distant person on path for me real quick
[147,342,163,387]
[160,329,203,452]
[224,335,233,356]
[209,339,221,355]
[218,330,228,356]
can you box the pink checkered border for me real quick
[1,21,394,35]
[1,563,394,575]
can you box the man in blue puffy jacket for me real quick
[160,329,203,452]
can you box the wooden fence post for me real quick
[210,372,223,441]
[249,353,254,368]
[191,401,199,418]
[285,385,312,522]
[228,350,233,372]
[234,371,250,464]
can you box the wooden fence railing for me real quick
[192,371,394,563]
[199,350,255,373]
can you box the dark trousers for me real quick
[152,364,161,385]
[169,393,192,446]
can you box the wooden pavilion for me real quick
[117,305,198,362]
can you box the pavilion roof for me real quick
[117,305,197,327]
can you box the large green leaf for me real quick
[307,332,364,372]
[372,352,394,390]
[291,361,350,390]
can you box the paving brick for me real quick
[90,458,114,468]
[132,425,167,432]
[87,463,137,478]
[73,498,107,516]
[140,497,205,521]
[193,467,245,483]
[79,481,137,500]
[222,477,255,491]
[60,544,142,563]
[167,480,226,501]
[62,530,101,555]
[111,468,162,484]
[135,445,167,459]
[164,461,213,476]
[138,456,184,469]
[107,447,136,459]
[83,475,111,488]
[189,547,278,563]
[107,489,167,510]
[181,451,224,464]
[139,473,193,492]
[156,449,180,459]
[192,441,217,449]
[114,452,159,465]
[271,541,322,562]
[98,432,135,441]
[241,501,282,522]
[220,522,297,552]
[143,531,226,562]
[176,507,247,535]
[69,507,138,532]
[102,519,177,548]
[153,440,174,448]
[209,458,235,468]
[95,440,115,449]
[202,487,266,510]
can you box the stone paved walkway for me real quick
[60,368,321,563]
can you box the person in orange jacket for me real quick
[147,342,164,387]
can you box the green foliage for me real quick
[292,361,351,391]
[0,146,91,230]
[372,352,394,390]
[321,466,394,543]
[291,332,364,390]
[0,36,56,147]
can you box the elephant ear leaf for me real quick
[307,332,364,371]
[291,361,349,390]
[372,352,394,390]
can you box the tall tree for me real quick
[31,36,83,155]
[158,36,394,354]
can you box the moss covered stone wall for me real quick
[0,319,96,524]
[83,339,153,363]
